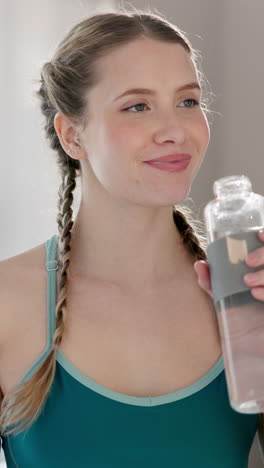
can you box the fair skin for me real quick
[54,37,264,300]
[54,38,210,294]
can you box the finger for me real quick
[246,230,264,266]
[246,249,264,267]
[251,287,264,301]
[244,269,264,287]
[258,230,264,241]
[194,261,212,292]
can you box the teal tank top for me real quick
[1,234,259,467]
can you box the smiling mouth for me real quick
[144,159,191,172]
[145,154,192,163]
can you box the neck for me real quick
[65,205,191,291]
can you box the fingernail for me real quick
[244,272,259,284]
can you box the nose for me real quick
[153,114,186,145]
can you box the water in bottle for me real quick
[204,175,264,413]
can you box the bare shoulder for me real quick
[0,241,49,399]
[0,241,47,344]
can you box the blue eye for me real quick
[123,99,200,112]
[123,103,147,112]
[179,99,200,108]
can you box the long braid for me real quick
[53,167,77,350]
[37,66,80,352]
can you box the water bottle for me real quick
[204,175,264,414]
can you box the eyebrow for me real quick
[113,82,201,101]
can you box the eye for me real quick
[123,103,148,112]
[178,99,200,108]
[123,99,200,113]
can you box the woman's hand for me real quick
[194,230,264,302]
[193,260,213,299]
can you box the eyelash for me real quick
[123,99,200,113]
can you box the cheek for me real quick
[106,120,143,154]
[95,121,141,184]
[103,121,146,179]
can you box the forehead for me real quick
[94,38,197,98]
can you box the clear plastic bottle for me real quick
[204,175,264,413]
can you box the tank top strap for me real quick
[45,234,59,345]
[17,235,60,385]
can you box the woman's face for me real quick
[80,38,210,206]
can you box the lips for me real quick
[145,154,192,163]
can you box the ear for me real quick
[54,112,85,160]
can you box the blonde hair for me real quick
[1,5,217,437]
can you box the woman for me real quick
[1,7,264,467]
